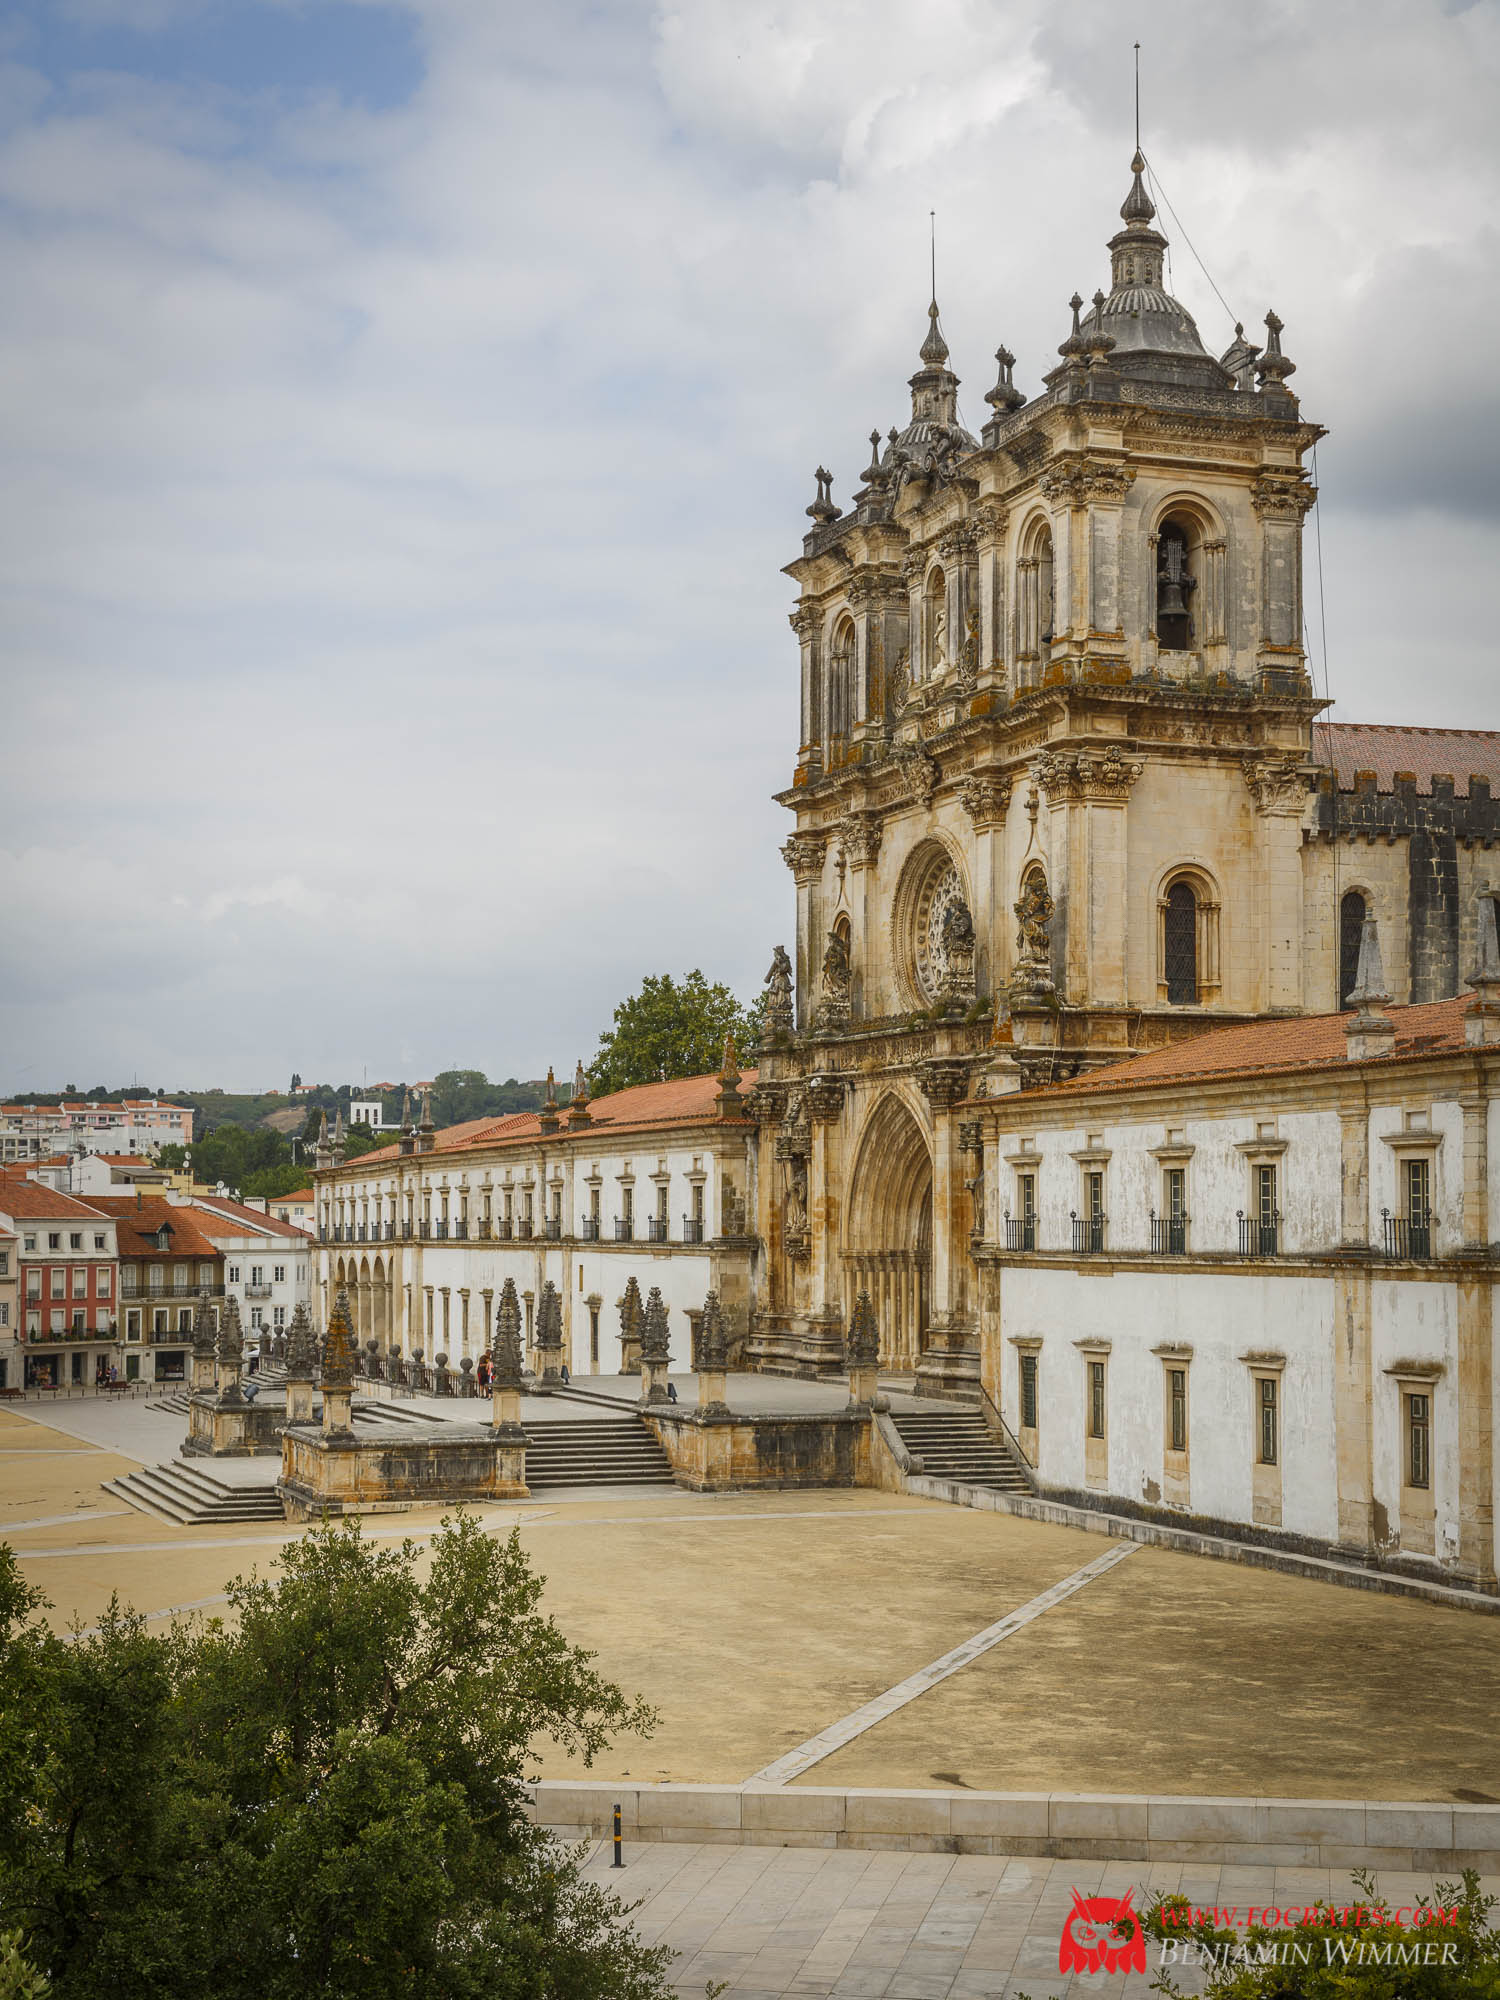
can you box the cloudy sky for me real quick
[2,0,1496,1093]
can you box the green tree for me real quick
[587,972,754,1096]
[0,1523,672,2000]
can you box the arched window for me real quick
[828,618,856,740]
[1155,517,1197,652]
[1339,890,1368,1007]
[1016,523,1055,681]
[1163,881,1198,1005]
[1037,530,1054,646]
[1157,869,1221,1007]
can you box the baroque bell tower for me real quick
[747,154,1327,1390]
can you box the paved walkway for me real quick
[584,1841,1486,1998]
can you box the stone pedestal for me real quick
[285,1379,314,1424]
[278,1421,529,1519]
[619,1333,642,1376]
[640,1356,671,1405]
[913,1314,981,1401]
[847,1362,879,1410]
[697,1368,729,1418]
[323,1384,353,1434]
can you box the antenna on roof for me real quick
[929,209,937,303]
[1133,42,1141,152]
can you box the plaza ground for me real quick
[3,1394,1497,1803]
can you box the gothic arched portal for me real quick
[845,1092,933,1370]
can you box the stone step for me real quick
[521,1417,673,1489]
[889,1410,1031,1493]
[103,1461,284,1525]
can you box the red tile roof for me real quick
[1314,724,1500,796]
[1012,993,1473,1105]
[327,1071,759,1171]
[188,1196,311,1238]
[84,1197,224,1259]
[0,1182,111,1221]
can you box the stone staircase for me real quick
[522,1416,674,1491]
[889,1408,1032,1493]
[103,1460,285,1525]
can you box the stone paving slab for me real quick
[582,1842,1496,1998]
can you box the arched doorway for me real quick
[845,1093,933,1370]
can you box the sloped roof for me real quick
[189,1195,311,1238]
[84,1197,222,1259]
[1010,993,1473,1105]
[0,1181,110,1222]
[325,1070,759,1171]
[1314,724,1500,796]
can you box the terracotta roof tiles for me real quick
[1314,723,1500,796]
[1012,993,1473,1104]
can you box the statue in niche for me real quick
[1013,873,1055,994]
[816,928,852,1029]
[932,603,949,671]
[763,944,795,1035]
[939,894,977,1003]
[785,1157,809,1237]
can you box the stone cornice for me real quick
[1035,745,1145,804]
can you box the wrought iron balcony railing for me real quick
[1381,1210,1434,1260]
[1149,1212,1190,1256]
[1071,1213,1107,1254]
[1238,1211,1281,1257]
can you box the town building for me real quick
[348,1099,385,1128]
[191,1195,313,1343]
[88,1197,224,1386]
[0,1182,119,1389]
[0,1097,193,1164]
[251,1187,317,1233]
[0,1228,17,1391]
[311,1068,757,1375]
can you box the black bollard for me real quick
[612,1801,623,1868]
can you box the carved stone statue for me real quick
[932,603,948,670]
[816,928,852,1030]
[939,894,977,1004]
[785,1158,809,1237]
[763,944,795,1035]
[1013,874,1055,994]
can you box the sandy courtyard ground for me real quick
[3,1400,1497,1803]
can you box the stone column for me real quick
[696,1291,729,1417]
[283,1302,316,1425]
[639,1285,672,1405]
[920,1060,971,1326]
[846,1289,880,1411]
[783,833,828,1034]
[618,1275,644,1374]
[320,1288,355,1436]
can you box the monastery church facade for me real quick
[316,155,1500,1585]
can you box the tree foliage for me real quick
[0,1522,671,2000]
[587,972,755,1097]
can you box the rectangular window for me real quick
[590,1304,600,1365]
[1256,1163,1277,1227]
[1259,1377,1278,1465]
[622,1185,634,1223]
[94,1235,105,1251]
[1086,1171,1103,1223]
[1169,1368,1187,1452]
[50,1270,64,1299]
[23,1236,35,1253]
[656,1182,668,1222]
[1406,1392,1430,1489]
[72,1268,87,1299]
[177,1308,192,1334]
[69,1233,81,1251]
[97,1268,111,1297]
[590,1187,600,1221]
[1166,1167,1185,1221]
[1020,1353,1038,1430]
[273,1264,286,1284]
[51,1309,65,1334]
[0,1253,7,1276]
[126,1310,141,1340]
[47,1234,59,1250]
[273,1305,286,1329]
[199,1264,214,1287]
[1088,1360,1106,1439]
[153,1309,168,1335]
[26,1272,40,1301]
[228,1265,240,1284]
[1018,1173,1035,1220]
[250,1266,264,1287]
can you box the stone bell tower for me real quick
[748,152,1328,1391]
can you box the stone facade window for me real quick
[1157,869,1221,1006]
[1339,889,1368,1006]
[827,615,855,740]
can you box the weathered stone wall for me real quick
[278,1423,526,1518]
[645,1409,871,1491]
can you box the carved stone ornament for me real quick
[783,1156,810,1260]
[836,811,883,871]
[1038,453,1136,507]
[746,1080,790,1128]
[1034,746,1144,804]
[954,608,980,694]
[1251,472,1316,521]
[919,1058,972,1112]
[805,1073,846,1123]
[1013,875,1055,995]
[1243,755,1309,815]
[938,523,977,561]
[957,772,1010,829]
[957,1119,984,1154]
[890,744,941,808]
[901,550,929,589]
[913,858,975,1005]
[762,945,795,1035]
[887,647,911,719]
[781,831,828,882]
[815,930,852,1031]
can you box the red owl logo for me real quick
[1059,1888,1146,1974]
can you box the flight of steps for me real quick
[103,1460,285,1525]
[889,1408,1032,1493]
[522,1416,674,1491]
